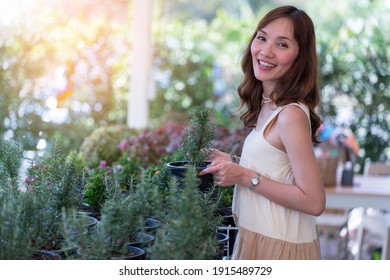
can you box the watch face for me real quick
[251,177,259,186]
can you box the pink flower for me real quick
[107,169,113,174]
[118,139,130,151]
[99,160,107,167]
[27,185,34,191]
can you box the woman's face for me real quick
[251,17,299,92]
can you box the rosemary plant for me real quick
[0,193,34,259]
[151,168,223,260]
[0,139,23,197]
[69,192,145,259]
[180,106,215,167]
[23,141,87,251]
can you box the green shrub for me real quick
[84,162,128,208]
[79,125,137,168]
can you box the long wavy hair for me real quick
[237,5,322,143]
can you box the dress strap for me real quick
[263,103,311,134]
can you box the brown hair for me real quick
[237,5,322,143]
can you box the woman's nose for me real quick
[260,44,274,58]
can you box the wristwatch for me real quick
[250,173,261,191]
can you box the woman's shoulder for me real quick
[277,103,311,129]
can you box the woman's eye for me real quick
[256,36,266,41]
[278,43,288,48]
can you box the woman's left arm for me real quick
[257,106,326,216]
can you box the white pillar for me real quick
[127,0,153,129]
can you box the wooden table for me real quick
[325,175,390,210]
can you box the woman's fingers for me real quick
[198,160,219,176]
[200,158,229,174]
[198,166,212,176]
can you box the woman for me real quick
[199,6,326,259]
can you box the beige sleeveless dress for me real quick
[232,103,321,260]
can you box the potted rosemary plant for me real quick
[67,169,164,259]
[67,192,152,260]
[150,168,228,260]
[0,139,88,259]
[23,142,88,258]
[165,106,216,195]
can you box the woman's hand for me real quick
[199,159,249,187]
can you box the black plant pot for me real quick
[215,232,229,260]
[37,244,78,259]
[217,206,237,257]
[111,246,146,260]
[128,232,155,260]
[128,232,155,250]
[166,161,218,199]
[75,212,99,234]
[79,203,101,220]
[33,250,62,260]
[144,218,162,235]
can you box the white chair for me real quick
[317,208,350,259]
[354,162,390,260]
[355,210,390,260]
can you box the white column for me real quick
[127,0,153,129]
